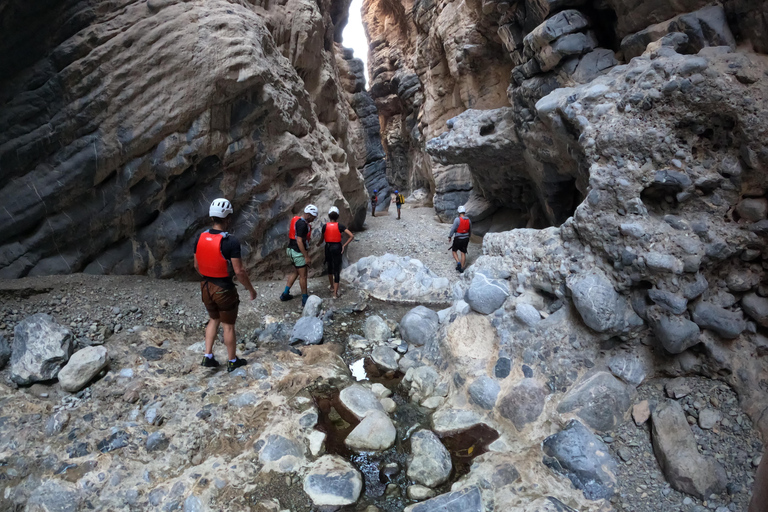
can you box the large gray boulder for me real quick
[567,271,641,334]
[301,295,324,318]
[364,315,391,342]
[11,313,74,385]
[691,301,746,339]
[647,307,701,354]
[741,292,768,328]
[344,410,396,452]
[339,384,385,420]
[303,455,362,507]
[557,371,631,433]
[290,317,324,345]
[400,306,440,346]
[651,400,726,498]
[542,420,618,500]
[407,430,452,487]
[464,273,509,315]
[57,346,109,392]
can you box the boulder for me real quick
[364,315,392,342]
[467,376,500,410]
[557,371,631,432]
[339,384,385,420]
[345,410,396,452]
[515,303,541,326]
[542,420,618,500]
[404,486,484,512]
[648,289,688,315]
[691,301,746,339]
[464,273,509,315]
[737,198,768,222]
[497,378,549,430]
[566,271,619,332]
[290,317,324,345]
[341,255,452,303]
[302,295,324,317]
[371,346,400,372]
[400,306,440,346]
[11,313,74,385]
[607,354,646,386]
[303,455,362,507]
[258,434,304,472]
[432,409,486,436]
[741,293,768,328]
[647,307,701,354]
[57,346,109,392]
[651,400,726,498]
[407,430,452,487]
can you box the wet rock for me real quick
[339,384,385,420]
[400,306,439,347]
[432,409,485,436]
[345,410,396,452]
[364,315,392,342]
[607,354,647,386]
[371,346,400,372]
[407,430,452,487]
[404,486,483,512]
[290,317,324,345]
[0,335,10,369]
[465,273,509,315]
[303,455,362,507]
[691,301,746,339]
[542,420,618,500]
[651,400,726,498]
[514,303,541,326]
[308,431,326,457]
[468,376,500,410]
[27,479,82,512]
[741,293,768,328]
[11,313,74,385]
[45,411,70,437]
[497,378,548,429]
[557,371,631,433]
[647,307,701,354]
[407,485,436,500]
[302,295,324,317]
[57,346,109,392]
[146,431,170,452]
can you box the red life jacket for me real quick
[457,217,470,234]
[196,231,229,278]
[288,216,311,241]
[324,222,342,243]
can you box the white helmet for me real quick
[457,205,466,213]
[328,206,340,215]
[209,198,233,218]
[304,204,319,217]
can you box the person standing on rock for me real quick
[448,205,471,272]
[320,206,355,299]
[281,204,318,306]
[194,198,255,372]
[371,189,378,217]
[394,189,405,220]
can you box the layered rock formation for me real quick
[0,0,373,279]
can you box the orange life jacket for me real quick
[324,222,342,243]
[288,216,311,241]
[196,231,229,278]
[457,217,470,234]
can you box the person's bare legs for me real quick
[328,274,334,291]
[460,251,466,270]
[285,268,298,289]
[333,281,340,298]
[749,450,768,512]
[298,267,308,295]
[452,250,460,264]
[204,318,220,355]
[222,322,236,361]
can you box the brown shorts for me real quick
[200,281,239,324]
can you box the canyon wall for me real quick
[0,0,377,279]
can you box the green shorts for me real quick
[287,247,306,268]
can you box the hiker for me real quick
[371,189,378,217]
[448,205,471,272]
[319,206,355,299]
[194,198,256,372]
[281,204,318,306]
[394,189,405,220]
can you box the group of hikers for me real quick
[192,194,471,371]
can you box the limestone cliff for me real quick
[0,0,371,278]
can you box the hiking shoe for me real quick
[280,292,294,302]
[201,356,220,368]
[455,262,462,271]
[227,357,247,372]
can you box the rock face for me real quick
[651,400,727,498]
[0,0,369,279]
[57,346,109,392]
[11,313,74,385]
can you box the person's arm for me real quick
[468,219,472,238]
[318,224,326,247]
[341,229,355,254]
[231,258,257,300]
[297,236,311,264]
[448,218,458,240]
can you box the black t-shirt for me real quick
[288,218,310,251]
[321,223,347,247]
[194,229,241,289]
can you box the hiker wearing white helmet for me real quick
[319,206,355,298]
[281,204,318,306]
[371,189,378,217]
[448,205,471,273]
[194,198,256,372]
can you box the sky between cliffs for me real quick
[342,0,370,86]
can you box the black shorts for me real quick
[325,244,343,281]
[452,237,469,253]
